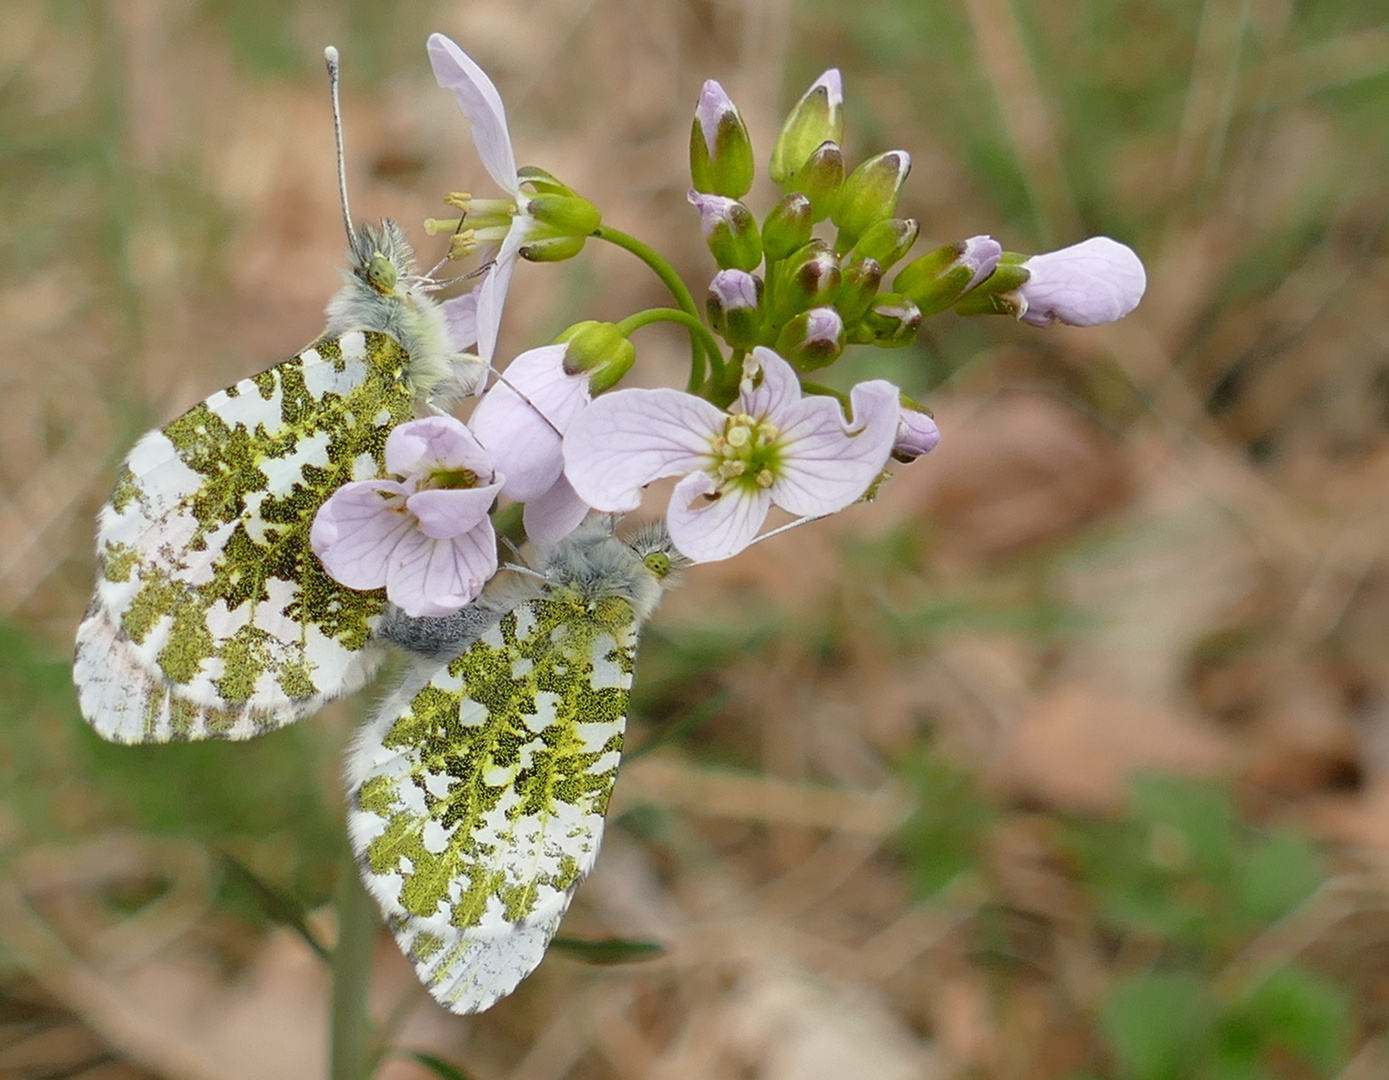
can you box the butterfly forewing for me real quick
[75,329,414,743]
[349,585,640,1013]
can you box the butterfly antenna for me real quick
[324,46,356,248]
[748,514,828,549]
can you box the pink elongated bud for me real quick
[895,235,1003,316]
[688,191,763,272]
[775,305,845,372]
[893,397,940,462]
[706,269,763,350]
[1015,237,1146,327]
[690,80,755,198]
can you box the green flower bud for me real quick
[690,80,755,198]
[762,192,813,262]
[895,235,1003,315]
[770,69,844,184]
[558,320,636,393]
[519,235,588,262]
[775,306,845,372]
[847,218,919,272]
[706,269,763,350]
[861,292,922,347]
[950,256,1030,318]
[688,192,762,272]
[789,141,844,223]
[526,194,602,236]
[775,239,841,321]
[835,258,882,325]
[832,150,911,252]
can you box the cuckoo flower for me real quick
[469,344,593,544]
[311,416,503,617]
[1016,237,1146,327]
[563,348,898,562]
[429,33,535,364]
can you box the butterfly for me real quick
[73,49,475,744]
[350,518,682,1013]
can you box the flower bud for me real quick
[770,68,844,184]
[950,258,1031,318]
[895,235,1003,316]
[893,396,940,462]
[846,218,919,272]
[706,269,763,350]
[775,306,845,372]
[775,239,841,320]
[861,292,921,347]
[526,193,602,236]
[519,235,588,262]
[1012,237,1146,327]
[832,150,910,252]
[690,80,755,198]
[557,321,636,393]
[835,258,882,326]
[688,191,762,272]
[762,192,813,262]
[789,141,844,223]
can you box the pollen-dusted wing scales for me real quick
[74,330,415,743]
[348,523,679,1013]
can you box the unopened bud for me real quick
[832,150,910,252]
[770,69,844,183]
[1011,237,1146,327]
[520,235,588,262]
[895,235,1003,316]
[775,306,845,372]
[950,257,1030,318]
[893,396,940,462]
[688,191,762,272]
[706,269,763,350]
[762,192,813,262]
[557,321,636,393]
[847,218,919,272]
[690,80,755,198]
[861,292,921,347]
[789,141,844,222]
[775,239,841,320]
[526,194,602,236]
[835,258,882,325]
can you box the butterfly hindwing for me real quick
[74,329,415,743]
[348,535,661,1013]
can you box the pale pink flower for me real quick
[893,407,940,462]
[429,33,536,364]
[1017,237,1145,327]
[469,344,592,544]
[563,347,898,562]
[311,417,503,617]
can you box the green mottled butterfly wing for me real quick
[348,579,642,1014]
[74,329,413,743]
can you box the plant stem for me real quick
[593,225,719,392]
[330,846,376,1080]
[616,308,726,383]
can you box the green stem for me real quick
[616,308,726,383]
[330,847,376,1080]
[594,225,718,392]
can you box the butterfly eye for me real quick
[643,550,672,579]
[366,252,398,294]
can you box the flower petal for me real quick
[427,34,518,195]
[1018,236,1146,327]
[470,344,588,501]
[666,470,771,562]
[384,518,498,617]
[441,289,479,353]
[406,481,503,540]
[385,416,494,479]
[770,379,898,516]
[522,475,591,545]
[739,347,802,422]
[473,215,534,364]
[310,479,412,589]
[563,388,725,512]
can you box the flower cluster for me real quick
[313,36,1147,617]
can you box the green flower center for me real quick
[708,413,780,492]
[426,466,480,490]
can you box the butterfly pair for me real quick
[72,50,678,1015]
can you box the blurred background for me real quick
[4,0,1389,1076]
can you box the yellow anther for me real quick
[444,192,473,210]
[726,425,751,449]
[755,469,775,488]
[447,229,479,261]
[717,461,746,479]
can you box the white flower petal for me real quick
[406,482,503,540]
[310,480,412,590]
[666,471,771,563]
[522,475,591,545]
[385,416,494,479]
[771,379,898,516]
[441,289,479,353]
[473,216,535,364]
[740,347,803,422]
[1018,236,1146,327]
[385,518,497,617]
[427,34,518,195]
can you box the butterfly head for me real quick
[349,219,421,297]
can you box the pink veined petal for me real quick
[309,480,412,590]
[384,519,497,617]
[385,416,494,479]
[739,347,803,422]
[665,471,771,563]
[1017,236,1146,327]
[441,289,479,354]
[770,379,899,517]
[473,215,534,364]
[563,389,726,512]
[406,481,504,540]
[522,475,591,545]
[427,34,518,195]
[470,344,586,502]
